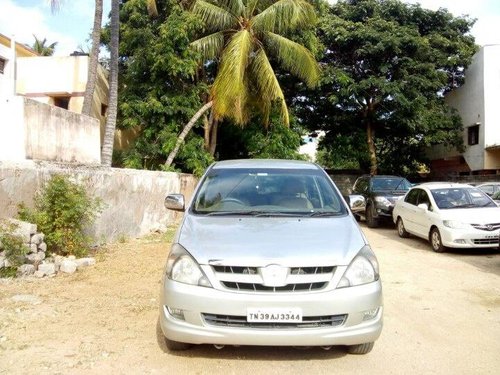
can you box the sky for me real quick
[0,0,499,56]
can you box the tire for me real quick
[347,342,374,355]
[396,217,410,238]
[156,317,192,352]
[365,205,379,228]
[354,214,361,222]
[430,227,446,253]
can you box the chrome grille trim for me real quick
[471,223,500,231]
[202,313,347,329]
[473,238,499,245]
[211,265,335,293]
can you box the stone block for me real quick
[60,260,77,274]
[38,243,47,252]
[34,270,45,278]
[38,263,56,276]
[17,264,35,276]
[30,243,38,254]
[75,257,96,269]
[31,233,44,245]
[7,219,37,243]
[26,253,44,264]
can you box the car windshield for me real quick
[371,178,411,191]
[192,167,347,216]
[430,187,496,209]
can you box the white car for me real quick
[392,183,500,252]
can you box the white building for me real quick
[428,44,500,176]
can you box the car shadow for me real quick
[165,344,348,360]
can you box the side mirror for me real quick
[164,194,185,211]
[417,203,429,211]
[347,194,366,210]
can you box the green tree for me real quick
[31,35,57,56]
[110,0,211,172]
[164,0,321,168]
[301,0,477,174]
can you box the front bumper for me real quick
[440,227,500,249]
[158,280,383,347]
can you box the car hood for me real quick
[178,214,366,267]
[440,207,500,224]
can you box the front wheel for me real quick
[347,342,374,354]
[366,206,379,228]
[396,217,410,238]
[430,228,446,253]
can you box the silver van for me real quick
[158,159,383,354]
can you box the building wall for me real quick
[0,96,26,161]
[23,98,100,164]
[0,161,198,243]
[16,55,109,142]
[483,45,500,150]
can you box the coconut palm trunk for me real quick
[101,0,119,166]
[82,0,103,116]
[165,101,213,168]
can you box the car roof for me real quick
[476,182,500,186]
[211,159,320,170]
[415,182,474,190]
[358,175,405,179]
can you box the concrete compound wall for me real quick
[0,161,198,244]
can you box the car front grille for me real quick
[471,223,500,231]
[473,238,499,245]
[202,313,347,329]
[211,265,335,293]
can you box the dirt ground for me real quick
[1,224,499,375]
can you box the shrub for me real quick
[18,175,103,257]
[0,221,29,268]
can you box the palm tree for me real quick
[101,0,119,166]
[32,35,57,56]
[82,0,103,116]
[165,0,320,168]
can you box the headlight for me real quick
[338,245,380,288]
[374,196,391,207]
[443,220,469,229]
[165,244,212,287]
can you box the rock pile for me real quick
[0,219,96,278]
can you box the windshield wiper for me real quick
[203,211,299,217]
[306,211,342,217]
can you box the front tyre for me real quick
[366,205,379,228]
[156,317,192,351]
[347,342,374,354]
[397,217,410,238]
[430,228,446,253]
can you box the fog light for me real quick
[453,239,466,244]
[363,308,379,321]
[167,306,185,320]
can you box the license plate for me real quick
[247,308,302,323]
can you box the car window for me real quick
[417,190,431,206]
[479,185,494,195]
[192,168,347,216]
[430,187,496,209]
[405,189,419,205]
[371,178,411,191]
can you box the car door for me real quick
[397,188,419,233]
[412,189,434,237]
[351,177,368,215]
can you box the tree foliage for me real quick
[111,0,213,172]
[298,0,477,175]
